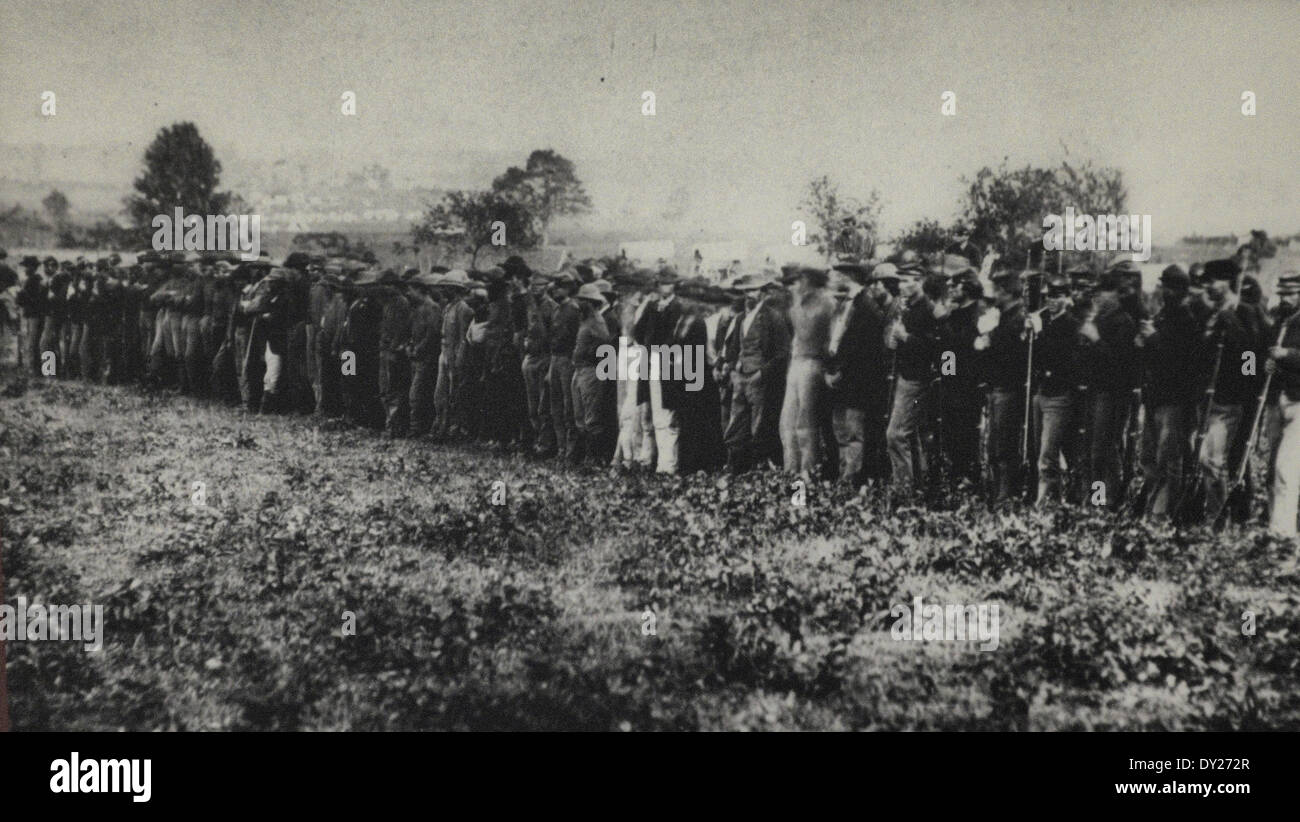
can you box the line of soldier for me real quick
[4,245,1299,541]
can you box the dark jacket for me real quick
[1034,308,1081,397]
[828,289,887,409]
[1142,299,1200,407]
[985,301,1028,391]
[893,293,939,382]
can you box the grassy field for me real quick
[1,366,1298,730]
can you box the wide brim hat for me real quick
[1275,272,1300,296]
[870,262,900,282]
[550,270,579,286]
[20,255,40,269]
[437,269,473,289]
[655,266,681,285]
[591,278,616,297]
[575,282,608,309]
[831,262,873,279]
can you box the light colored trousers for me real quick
[1269,395,1300,538]
[649,377,679,473]
[780,357,823,476]
[614,345,655,466]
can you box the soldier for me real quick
[1030,274,1081,506]
[980,268,1030,502]
[825,264,884,488]
[340,268,386,429]
[406,272,444,438]
[15,256,45,374]
[38,259,70,379]
[1195,259,1267,525]
[722,275,789,473]
[1265,273,1300,540]
[885,265,942,495]
[180,259,208,396]
[521,270,557,456]
[547,270,582,459]
[315,261,353,418]
[1079,269,1140,510]
[570,283,615,463]
[376,269,414,436]
[937,268,985,491]
[434,270,474,439]
[1136,265,1200,519]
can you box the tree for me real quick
[491,149,591,246]
[799,175,883,263]
[412,190,539,269]
[893,219,957,257]
[42,189,70,226]
[123,122,237,243]
[959,158,1126,270]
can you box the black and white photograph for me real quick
[0,0,1296,789]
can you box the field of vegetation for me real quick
[2,367,1298,730]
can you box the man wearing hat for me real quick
[979,268,1031,502]
[373,269,413,435]
[434,270,475,439]
[826,263,889,487]
[545,270,582,458]
[634,266,688,473]
[884,264,943,494]
[1192,258,1267,525]
[774,266,837,478]
[1264,272,1300,540]
[405,273,444,438]
[520,270,558,456]
[936,268,985,491]
[568,283,615,463]
[1133,265,1200,519]
[721,274,789,473]
[15,255,46,374]
[1028,273,1083,506]
[1076,269,1141,510]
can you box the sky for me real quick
[2,0,1298,242]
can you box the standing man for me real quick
[522,271,558,457]
[981,269,1030,503]
[722,275,789,473]
[781,266,836,477]
[938,269,985,491]
[1196,259,1266,525]
[434,270,474,439]
[885,265,942,495]
[1136,265,1200,520]
[376,270,414,436]
[826,263,886,488]
[407,273,444,438]
[547,271,582,459]
[1031,274,1081,506]
[15,256,45,374]
[637,267,686,474]
[1079,270,1140,510]
[1265,275,1300,541]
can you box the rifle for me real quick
[1224,313,1293,502]
[1175,322,1227,523]
[1019,254,1043,498]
